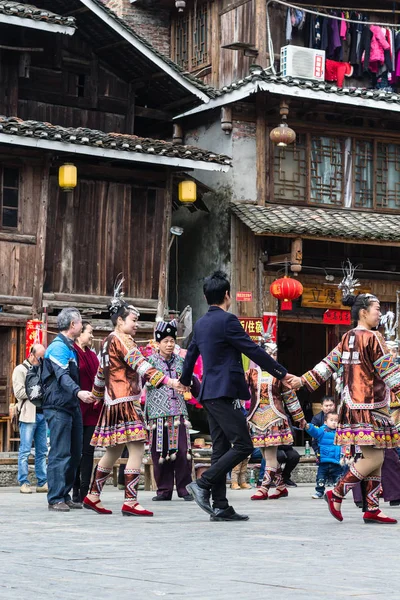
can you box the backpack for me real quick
[25,360,44,408]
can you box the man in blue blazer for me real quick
[181,271,296,521]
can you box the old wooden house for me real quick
[0,0,231,444]
[99,0,400,410]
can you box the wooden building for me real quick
[0,0,231,443]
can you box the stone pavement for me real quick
[1,484,399,600]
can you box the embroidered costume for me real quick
[302,327,400,449]
[91,332,165,448]
[146,320,199,500]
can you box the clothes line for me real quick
[267,0,400,28]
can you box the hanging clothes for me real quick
[325,59,353,87]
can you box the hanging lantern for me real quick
[58,163,77,192]
[178,180,197,204]
[270,276,303,311]
[175,0,186,11]
[270,99,296,147]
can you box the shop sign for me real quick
[301,285,370,309]
[323,309,351,325]
[239,317,263,341]
[236,291,253,302]
[25,320,45,357]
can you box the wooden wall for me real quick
[44,176,165,300]
[219,0,255,87]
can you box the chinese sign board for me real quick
[239,314,277,343]
[323,309,351,325]
[25,320,45,357]
[301,285,370,310]
[236,292,253,302]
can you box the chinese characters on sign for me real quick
[236,292,253,302]
[301,285,370,309]
[323,309,351,325]
[25,320,45,358]
[239,318,263,342]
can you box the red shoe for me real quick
[251,489,268,501]
[363,510,398,524]
[324,490,343,522]
[269,488,288,500]
[83,496,112,515]
[121,502,153,517]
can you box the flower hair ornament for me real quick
[380,311,398,342]
[108,274,140,317]
[338,259,361,298]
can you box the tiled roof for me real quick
[213,68,400,105]
[0,1,76,27]
[231,202,400,243]
[0,116,232,167]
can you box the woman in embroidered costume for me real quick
[83,281,183,517]
[247,341,305,501]
[145,320,199,501]
[296,293,400,525]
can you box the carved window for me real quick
[1,167,19,229]
[272,133,400,211]
[173,2,210,72]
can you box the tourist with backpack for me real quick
[11,344,47,494]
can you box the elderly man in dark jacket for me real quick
[42,308,93,512]
[180,271,296,521]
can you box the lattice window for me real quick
[173,2,210,72]
[353,140,373,209]
[376,143,400,210]
[1,167,19,229]
[273,135,307,202]
[310,136,343,205]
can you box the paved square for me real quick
[1,484,399,600]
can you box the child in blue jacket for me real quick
[306,412,344,499]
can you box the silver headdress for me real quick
[380,311,397,342]
[109,274,140,317]
[259,321,277,355]
[338,259,360,298]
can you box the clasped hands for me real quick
[282,373,303,390]
[168,379,189,394]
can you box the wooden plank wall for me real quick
[219,0,255,87]
[44,177,165,300]
[231,214,259,317]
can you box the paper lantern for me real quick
[269,123,296,147]
[59,163,77,192]
[178,180,197,204]
[270,276,303,311]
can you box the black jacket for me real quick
[42,334,81,414]
[180,306,287,401]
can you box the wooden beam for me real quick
[95,40,127,52]
[256,93,267,206]
[0,45,43,52]
[135,106,172,121]
[32,161,50,318]
[255,0,267,68]
[157,175,173,320]
[0,232,36,244]
[130,71,168,87]
[126,83,135,134]
[42,293,158,310]
[0,296,33,306]
[210,0,220,87]
[256,231,400,247]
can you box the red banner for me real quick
[236,291,253,302]
[25,320,45,357]
[323,309,351,326]
[239,317,263,341]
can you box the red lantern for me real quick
[270,277,303,311]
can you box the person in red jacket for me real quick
[73,322,101,503]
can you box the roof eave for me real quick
[174,79,400,119]
[79,0,211,105]
[252,230,400,247]
[0,132,230,172]
[0,13,75,35]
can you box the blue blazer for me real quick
[180,306,287,401]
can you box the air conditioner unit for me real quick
[281,45,325,81]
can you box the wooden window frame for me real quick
[269,129,400,214]
[171,1,211,73]
[0,166,20,231]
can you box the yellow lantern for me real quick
[58,163,77,192]
[178,180,197,204]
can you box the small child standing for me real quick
[305,412,343,499]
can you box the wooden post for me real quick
[290,237,303,273]
[172,122,183,145]
[156,173,173,321]
[126,82,135,134]
[256,93,267,206]
[255,0,268,68]
[210,0,220,87]
[32,161,50,318]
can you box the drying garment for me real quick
[325,59,353,87]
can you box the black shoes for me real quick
[284,478,297,488]
[182,494,194,501]
[390,500,400,506]
[186,482,213,515]
[210,506,249,522]
[152,495,172,501]
[66,500,83,509]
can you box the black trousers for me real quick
[73,424,96,501]
[277,445,300,480]
[199,398,253,509]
